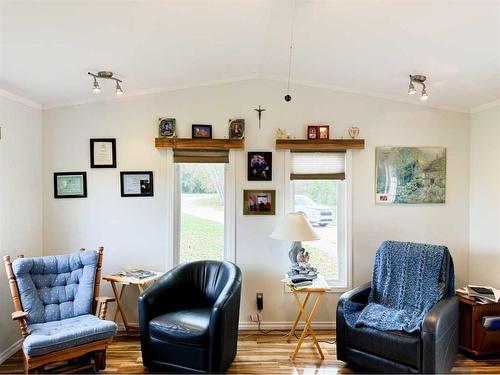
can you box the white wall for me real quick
[469,105,500,286]
[0,97,42,358]
[41,79,470,326]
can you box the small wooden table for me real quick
[458,294,500,356]
[103,271,163,333]
[282,275,331,360]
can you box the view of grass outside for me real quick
[179,164,225,263]
[294,180,338,279]
[178,165,339,279]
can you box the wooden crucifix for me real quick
[254,105,266,129]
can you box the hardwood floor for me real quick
[1,331,500,373]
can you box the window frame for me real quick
[166,150,236,269]
[284,150,352,292]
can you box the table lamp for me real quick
[270,212,320,274]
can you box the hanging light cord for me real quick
[286,0,297,97]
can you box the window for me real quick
[289,152,350,288]
[178,163,225,263]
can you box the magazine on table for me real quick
[117,270,157,280]
[457,285,500,303]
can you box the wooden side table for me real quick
[103,272,163,333]
[283,275,331,360]
[458,294,500,356]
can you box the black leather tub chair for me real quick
[337,282,458,374]
[139,260,242,373]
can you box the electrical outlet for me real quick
[256,293,264,310]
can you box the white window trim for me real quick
[283,150,352,293]
[167,150,236,269]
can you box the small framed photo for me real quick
[120,171,154,197]
[318,125,330,139]
[159,118,176,138]
[248,152,272,181]
[54,172,87,199]
[192,124,212,139]
[307,126,318,140]
[243,190,276,215]
[229,119,245,139]
[90,138,116,168]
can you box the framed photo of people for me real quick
[243,189,275,215]
[248,152,272,181]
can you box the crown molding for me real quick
[470,99,500,114]
[0,89,42,110]
[257,74,470,114]
[42,75,261,110]
[42,74,471,114]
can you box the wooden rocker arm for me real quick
[11,310,28,321]
[95,296,115,320]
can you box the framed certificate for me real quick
[54,172,87,198]
[90,138,116,168]
[120,171,154,197]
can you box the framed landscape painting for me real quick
[376,147,446,204]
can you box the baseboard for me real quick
[116,321,336,332]
[238,321,336,330]
[0,339,22,365]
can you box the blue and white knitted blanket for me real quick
[344,241,454,333]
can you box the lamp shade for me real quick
[270,212,320,241]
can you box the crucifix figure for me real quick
[254,105,266,129]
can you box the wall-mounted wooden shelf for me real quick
[155,138,244,150]
[275,139,365,152]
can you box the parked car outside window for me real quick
[294,194,333,227]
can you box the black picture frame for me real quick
[192,124,212,139]
[120,171,154,197]
[248,152,272,181]
[90,138,116,168]
[54,172,87,199]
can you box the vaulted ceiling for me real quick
[1,0,499,111]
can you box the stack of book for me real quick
[456,285,500,304]
[288,275,315,288]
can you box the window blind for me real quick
[173,150,229,163]
[290,151,345,180]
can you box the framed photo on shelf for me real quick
[54,172,87,199]
[120,171,154,197]
[192,124,212,139]
[307,126,318,140]
[243,189,276,215]
[90,138,116,168]
[248,152,272,181]
[158,117,176,138]
[318,125,330,139]
[229,119,245,139]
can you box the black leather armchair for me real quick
[139,260,242,373]
[336,282,458,373]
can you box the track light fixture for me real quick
[92,76,101,92]
[88,71,123,95]
[115,81,123,95]
[408,75,428,100]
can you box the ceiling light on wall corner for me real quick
[88,71,123,95]
[407,74,428,100]
[115,81,123,95]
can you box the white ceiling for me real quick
[1,0,499,111]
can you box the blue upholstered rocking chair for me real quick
[4,247,117,373]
